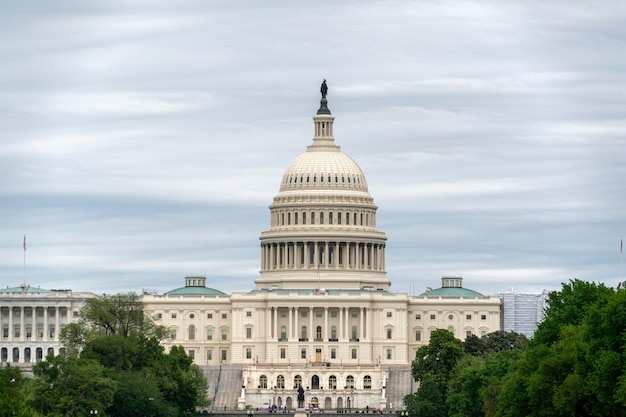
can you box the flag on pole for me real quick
[23,235,26,251]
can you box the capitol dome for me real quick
[255,83,390,291]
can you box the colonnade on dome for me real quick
[260,240,385,272]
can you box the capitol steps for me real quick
[385,366,414,412]
[201,365,244,411]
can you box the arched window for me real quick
[260,375,268,389]
[312,375,320,389]
[363,375,372,389]
[280,325,287,340]
[316,326,322,340]
[301,326,308,340]
[346,375,355,389]
[329,375,337,389]
[295,212,299,225]
[294,375,302,389]
[351,326,358,340]
[331,326,337,340]
[188,325,195,340]
[277,375,285,389]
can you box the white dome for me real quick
[279,151,368,193]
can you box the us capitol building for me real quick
[2,84,502,411]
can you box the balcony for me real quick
[298,338,308,342]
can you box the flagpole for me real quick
[23,234,26,285]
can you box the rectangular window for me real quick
[281,311,287,318]
[301,348,307,359]
[246,311,252,317]
[386,328,392,339]
[207,313,213,319]
[280,348,286,359]
[386,312,392,318]
[207,329,213,340]
[466,314,472,320]
[207,349,212,360]
[316,311,322,317]
[481,314,487,320]
[466,331,473,338]
[331,348,336,359]
[246,348,252,359]
[171,313,177,319]
[301,310,307,318]
[171,329,177,339]
[351,348,357,359]
[331,311,337,318]
[415,330,421,341]
[246,328,252,339]
[351,311,358,318]
[221,349,227,361]
[386,349,392,360]
[430,314,436,320]
[415,314,421,320]
[156,313,162,319]
[189,349,195,359]
[221,329,228,340]
[481,330,487,337]
[222,313,227,319]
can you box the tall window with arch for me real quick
[260,375,268,389]
[188,325,195,340]
[346,375,355,389]
[301,326,307,340]
[277,375,285,389]
[280,325,287,340]
[329,375,337,389]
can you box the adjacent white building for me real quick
[0,284,96,366]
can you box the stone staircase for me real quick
[385,366,414,411]
[201,364,244,411]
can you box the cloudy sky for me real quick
[1,1,625,296]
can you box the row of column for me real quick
[261,241,385,272]
[0,306,66,341]
[267,306,368,342]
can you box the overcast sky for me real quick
[1,1,625,297]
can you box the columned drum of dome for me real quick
[255,86,390,291]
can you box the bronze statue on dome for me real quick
[320,79,328,98]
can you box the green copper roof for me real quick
[165,286,227,296]
[0,285,54,294]
[419,287,485,297]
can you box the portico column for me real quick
[304,242,309,269]
[20,307,25,341]
[314,242,319,269]
[274,308,278,339]
[289,307,293,340]
[267,307,272,339]
[43,308,48,341]
[54,307,60,340]
[309,307,313,341]
[360,308,365,340]
[8,307,13,341]
[31,307,37,341]
[324,242,329,268]
[324,307,329,340]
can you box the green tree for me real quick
[0,365,34,417]
[405,329,463,416]
[31,355,117,417]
